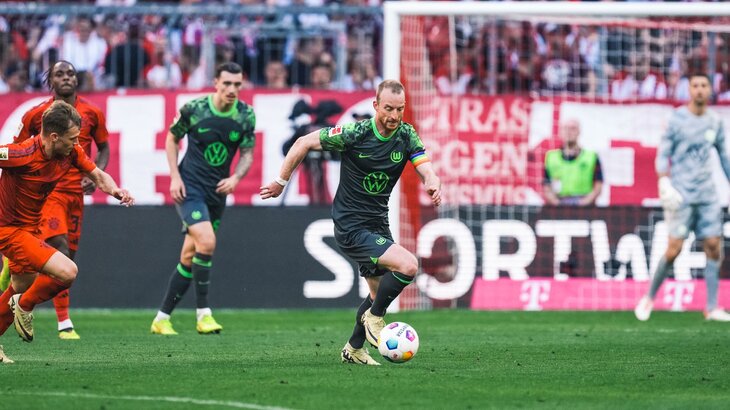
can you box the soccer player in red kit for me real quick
[0,100,133,364]
[13,60,110,339]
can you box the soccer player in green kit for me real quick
[260,80,442,365]
[151,62,256,335]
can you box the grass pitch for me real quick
[2,309,730,409]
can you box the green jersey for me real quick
[170,95,256,204]
[320,118,429,233]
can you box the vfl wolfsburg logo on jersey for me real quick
[204,142,228,166]
[363,171,389,194]
[229,130,241,142]
[390,151,403,163]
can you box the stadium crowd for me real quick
[0,0,727,101]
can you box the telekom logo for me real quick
[520,281,551,311]
[663,282,695,311]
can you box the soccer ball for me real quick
[378,321,419,363]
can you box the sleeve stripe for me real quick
[10,144,38,159]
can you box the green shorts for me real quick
[175,187,224,233]
[335,226,394,277]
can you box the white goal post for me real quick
[383,1,730,311]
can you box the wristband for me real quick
[275,176,289,187]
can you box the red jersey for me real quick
[0,136,96,227]
[15,96,108,193]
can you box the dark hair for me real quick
[376,80,405,102]
[43,60,77,90]
[42,100,81,137]
[688,72,711,83]
[215,62,243,78]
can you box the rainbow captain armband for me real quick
[410,151,430,167]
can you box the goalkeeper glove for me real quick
[658,176,683,211]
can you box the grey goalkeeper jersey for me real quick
[656,106,730,204]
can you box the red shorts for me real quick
[38,191,84,252]
[0,226,57,275]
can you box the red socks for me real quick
[19,274,69,312]
[0,285,16,336]
[53,289,71,322]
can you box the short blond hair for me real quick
[376,80,405,102]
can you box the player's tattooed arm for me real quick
[216,147,253,195]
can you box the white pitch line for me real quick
[10,391,296,410]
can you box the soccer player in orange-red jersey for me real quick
[0,100,133,363]
[14,60,110,340]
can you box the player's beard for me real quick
[385,118,400,131]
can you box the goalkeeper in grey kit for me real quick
[260,80,442,365]
[635,73,730,322]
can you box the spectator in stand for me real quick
[310,62,333,90]
[539,24,591,95]
[275,0,329,29]
[343,55,382,92]
[667,68,691,102]
[610,54,667,100]
[263,60,288,89]
[146,46,183,89]
[104,22,150,88]
[543,118,603,207]
[0,62,31,93]
[288,37,327,87]
[577,26,601,97]
[434,51,475,95]
[60,16,107,91]
[28,14,65,89]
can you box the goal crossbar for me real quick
[384,1,730,80]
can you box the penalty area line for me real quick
[10,391,296,410]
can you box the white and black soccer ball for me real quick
[377,321,419,363]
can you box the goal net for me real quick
[385,2,730,311]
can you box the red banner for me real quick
[2,92,729,206]
[421,95,531,205]
[0,89,373,205]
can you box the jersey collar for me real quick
[208,95,238,118]
[371,117,400,142]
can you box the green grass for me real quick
[2,309,730,409]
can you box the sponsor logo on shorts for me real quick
[376,237,386,245]
[0,147,7,160]
[192,210,203,220]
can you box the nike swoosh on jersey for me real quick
[199,127,212,133]
[358,153,372,158]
